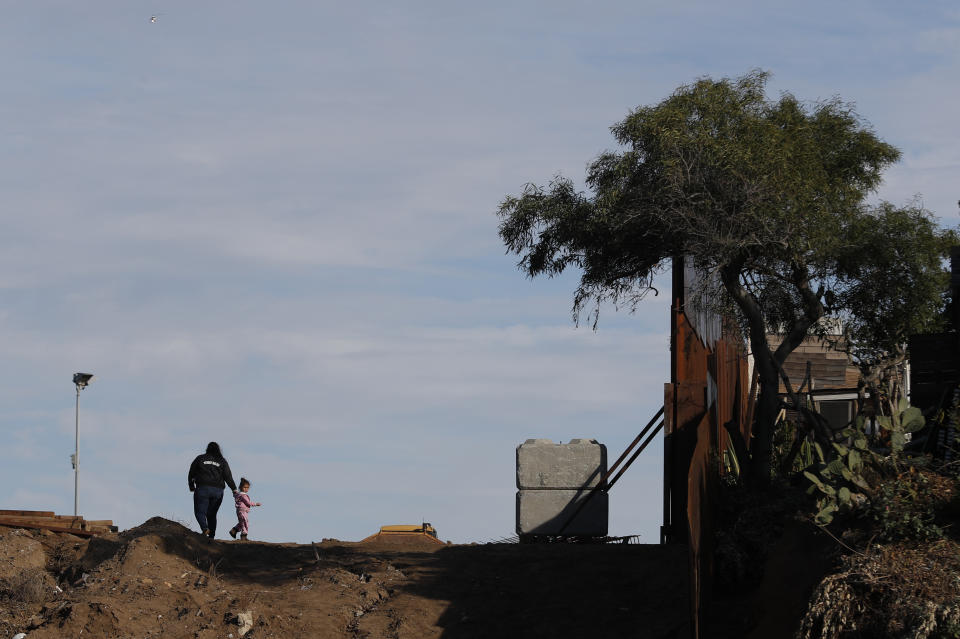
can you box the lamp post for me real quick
[72,373,93,517]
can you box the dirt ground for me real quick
[0,517,691,639]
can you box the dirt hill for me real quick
[0,517,690,638]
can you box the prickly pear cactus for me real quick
[803,426,873,525]
[878,399,925,458]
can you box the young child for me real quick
[229,477,262,541]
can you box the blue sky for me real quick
[1,1,957,543]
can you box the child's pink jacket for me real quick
[234,491,258,512]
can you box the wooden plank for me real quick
[0,510,55,517]
[85,526,114,534]
[82,520,114,527]
[0,515,62,524]
[0,516,84,529]
[0,522,96,537]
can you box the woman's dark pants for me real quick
[193,485,224,537]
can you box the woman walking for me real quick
[187,442,237,539]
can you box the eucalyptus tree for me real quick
[832,203,956,420]
[497,71,904,484]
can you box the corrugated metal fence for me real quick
[663,257,751,639]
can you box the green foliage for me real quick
[803,427,874,525]
[876,400,926,458]
[833,203,957,367]
[867,470,945,542]
[495,70,954,484]
[798,458,960,638]
[497,70,901,328]
[771,418,801,474]
[932,619,960,639]
[790,431,835,475]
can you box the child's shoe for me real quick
[240,533,248,541]
[229,527,237,539]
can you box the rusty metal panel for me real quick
[710,336,751,471]
[663,381,678,538]
[665,256,751,639]
[686,412,713,639]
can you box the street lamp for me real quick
[72,373,94,517]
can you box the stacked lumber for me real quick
[0,510,117,536]
[361,523,445,545]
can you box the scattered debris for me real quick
[0,515,689,637]
[237,610,254,636]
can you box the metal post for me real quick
[74,385,79,517]
[70,372,93,518]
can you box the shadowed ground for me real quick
[0,517,691,638]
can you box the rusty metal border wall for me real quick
[663,256,751,638]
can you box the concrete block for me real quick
[516,438,607,489]
[516,489,609,536]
